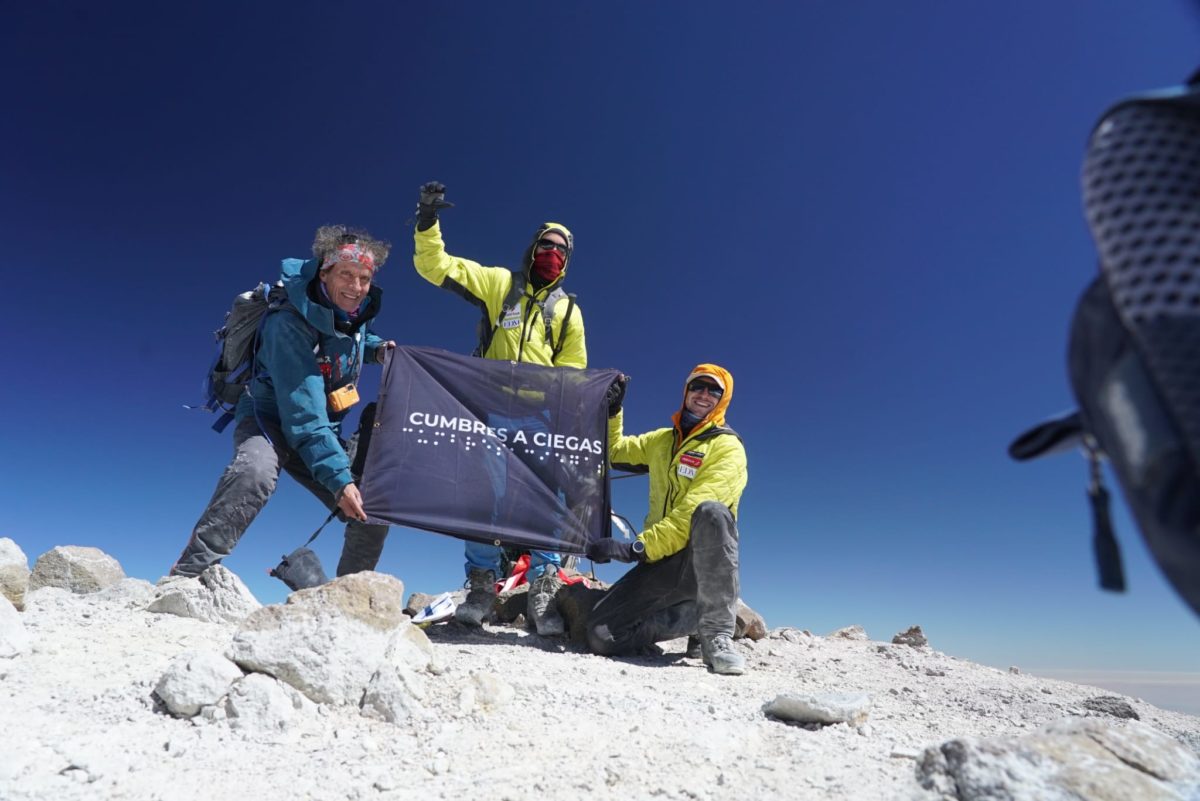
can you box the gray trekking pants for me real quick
[586,501,740,656]
[171,416,390,578]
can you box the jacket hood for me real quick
[522,221,574,291]
[672,363,734,435]
[281,257,381,336]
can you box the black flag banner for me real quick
[360,346,620,555]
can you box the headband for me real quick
[321,243,376,272]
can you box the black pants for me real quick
[586,501,739,656]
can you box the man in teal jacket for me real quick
[171,226,395,578]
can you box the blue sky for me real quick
[3,2,1198,696]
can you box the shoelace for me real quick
[709,637,734,654]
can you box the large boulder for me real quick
[28,546,124,594]
[0,595,30,658]
[147,566,261,623]
[226,572,432,706]
[0,538,30,611]
[916,717,1200,800]
[154,651,244,717]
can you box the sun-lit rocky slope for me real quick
[1,540,1198,801]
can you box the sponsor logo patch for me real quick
[500,306,521,330]
[677,463,697,479]
[680,451,704,467]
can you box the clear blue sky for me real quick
[4,2,1198,679]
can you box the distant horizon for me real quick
[1027,669,1200,718]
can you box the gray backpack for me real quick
[191,281,290,432]
[474,274,576,361]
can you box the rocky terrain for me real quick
[1,539,1198,801]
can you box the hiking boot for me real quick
[685,635,702,659]
[527,568,565,636]
[455,568,496,627]
[700,634,745,675]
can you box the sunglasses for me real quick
[687,380,724,398]
[536,239,569,254]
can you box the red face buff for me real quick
[321,243,375,272]
[532,249,564,282]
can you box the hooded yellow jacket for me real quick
[413,221,586,368]
[608,364,748,562]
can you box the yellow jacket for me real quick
[413,221,587,368]
[608,364,747,561]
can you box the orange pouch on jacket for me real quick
[328,384,360,412]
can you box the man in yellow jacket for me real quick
[586,364,749,675]
[412,181,587,636]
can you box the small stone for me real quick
[828,625,868,641]
[735,599,768,640]
[1082,695,1140,720]
[763,692,871,726]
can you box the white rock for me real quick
[384,621,434,673]
[774,627,814,645]
[147,566,260,623]
[828,624,868,641]
[763,692,872,726]
[226,572,410,705]
[0,538,30,611]
[471,672,515,711]
[93,578,156,609]
[0,595,30,658]
[224,673,311,737]
[154,651,244,717]
[360,662,428,724]
[28,546,124,594]
[917,717,1200,800]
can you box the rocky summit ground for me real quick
[1,544,1198,801]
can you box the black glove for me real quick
[606,374,628,417]
[587,538,639,564]
[416,181,454,231]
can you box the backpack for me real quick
[474,274,576,361]
[1010,80,1200,617]
[189,281,290,433]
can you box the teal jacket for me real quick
[235,257,386,495]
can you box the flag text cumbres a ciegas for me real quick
[406,411,603,454]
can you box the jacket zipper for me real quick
[514,286,545,363]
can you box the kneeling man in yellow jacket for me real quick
[586,364,749,675]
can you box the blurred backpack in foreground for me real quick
[1010,74,1200,617]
